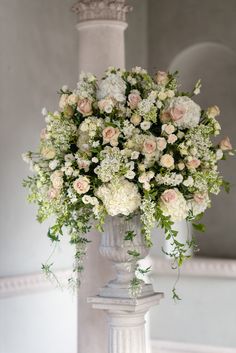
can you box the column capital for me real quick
[72,0,132,22]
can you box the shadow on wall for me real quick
[169,42,236,259]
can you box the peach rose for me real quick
[50,170,63,190]
[160,111,171,123]
[155,71,168,85]
[41,146,56,160]
[73,176,90,194]
[161,189,177,203]
[160,154,174,168]
[187,158,201,170]
[167,134,177,144]
[170,105,186,121]
[77,98,93,116]
[207,105,220,118]
[163,124,175,135]
[156,137,167,151]
[67,94,79,106]
[219,137,232,151]
[128,92,141,109]
[130,114,142,126]
[143,138,157,154]
[102,126,120,145]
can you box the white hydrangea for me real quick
[97,74,126,102]
[166,96,201,129]
[96,179,141,216]
[159,188,189,221]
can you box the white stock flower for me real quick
[96,179,141,216]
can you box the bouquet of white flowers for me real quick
[23,67,233,290]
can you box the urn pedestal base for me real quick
[88,293,164,353]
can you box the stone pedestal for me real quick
[88,294,163,353]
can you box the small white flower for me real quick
[92,141,100,148]
[49,160,59,170]
[131,151,140,160]
[140,121,151,131]
[156,100,163,109]
[41,107,47,116]
[216,149,223,160]
[92,157,99,163]
[125,170,135,179]
[183,176,194,187]
[62,85,68,92]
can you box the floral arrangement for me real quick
[23,67,233,295]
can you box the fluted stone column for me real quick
[72,2,131,352]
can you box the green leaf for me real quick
[127,250,140,258]
[192,223,206,233]
[124,230,136,241]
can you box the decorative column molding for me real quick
[72,0,132,22]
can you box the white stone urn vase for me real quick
[99,213,154,298]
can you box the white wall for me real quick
[0,1,149,353]
[148,0,236,348]
[0,1,78,352]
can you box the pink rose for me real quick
[155,71,168,85]
[77,98,93,116]
[194,193,206,204]
[98,98,114,113]
[143,138,157,154]
[187,158,201,170]
[219,137,232,151]
[48,188,59,200]
[161,189,177,203]
[50,170,63,189]
[170,105,186,121]
[102,126,120,145]
[128,92,141,109]
[73,176,90,194]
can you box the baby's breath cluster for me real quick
[23,67,233,290]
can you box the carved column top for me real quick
[72,0,132,22]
